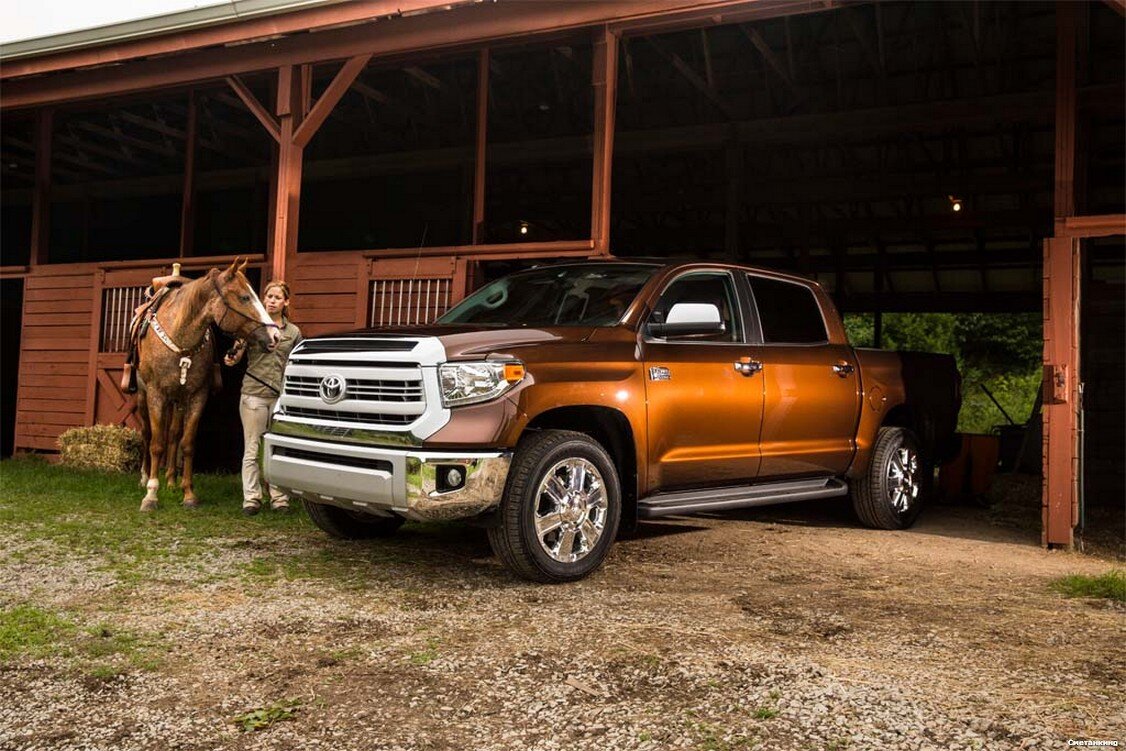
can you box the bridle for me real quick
[210,273,280,336]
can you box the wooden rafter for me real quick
[293,54,372,148]
[225,75,280,142]
[644,35,737,121]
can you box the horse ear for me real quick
[224,257,240,275]
[237,257,249,273]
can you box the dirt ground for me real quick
[1,489,1123,751]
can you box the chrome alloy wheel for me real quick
[887,446,920,513]
[533,458,607,564]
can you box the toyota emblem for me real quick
[318,374,347,404]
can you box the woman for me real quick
[224,280,302,515]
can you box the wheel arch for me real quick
[521,405,639,529]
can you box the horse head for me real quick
[208,258,282,350]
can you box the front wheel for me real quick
[303,501,405,539]
[851,426,927,530]
[487,430,621,583]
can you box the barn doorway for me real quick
[1,279,23,458]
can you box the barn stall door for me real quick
[90,268,157,430]
[365,256,474,328]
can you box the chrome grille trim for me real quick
[274,336,450,442]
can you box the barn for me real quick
[1,0,1122,548]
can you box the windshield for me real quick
[437,264,658,327]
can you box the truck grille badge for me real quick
[648,366,671,382]
[318,374,347,404]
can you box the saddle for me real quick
[120,264,222,394]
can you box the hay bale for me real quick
[57,425,144,473]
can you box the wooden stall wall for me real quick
[290,252,472,336]
[15,265,96,452]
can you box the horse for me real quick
[135,257,280,511]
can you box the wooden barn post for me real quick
[591,25,619,254]
[1043,0,1079,548]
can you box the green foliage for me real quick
[843,312,1042,434]
[1050,570,1126,602]
[57,424,144,473]
[231,699,301,732]
[0,604,164,675]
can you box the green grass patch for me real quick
[0,457,309,583]
[231,699,301,732]
[408,638,441,666]
[1050,570,1126,602]
[0,604,165,675]
[0,604,75,659]
[751,706,779,720]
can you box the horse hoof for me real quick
[182,499,200,509]
[140,500,158,512]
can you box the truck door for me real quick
[746,273,861,478]
[641,270,764,492]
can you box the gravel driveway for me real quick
[1,486,1123,751]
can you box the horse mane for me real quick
[168,271,218,333]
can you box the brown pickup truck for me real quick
[263,262,960,582]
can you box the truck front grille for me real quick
[284,375,425,403]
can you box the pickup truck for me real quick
[263,262,960,582]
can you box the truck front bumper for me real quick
[262,432,511,522]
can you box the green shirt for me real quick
[242,318,302,398]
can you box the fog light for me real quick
[437,464,466,492]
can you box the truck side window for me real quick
[651,272,742,343]
[748,275,828,344]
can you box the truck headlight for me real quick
[438,361,525,407]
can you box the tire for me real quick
[487,430,621,583]
[851,426,927,530]
[303,500,405,539]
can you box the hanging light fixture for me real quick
[519,221,530,235]
[948,195,963,213]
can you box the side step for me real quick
[637,476,849,519]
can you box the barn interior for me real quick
[1,1,1122,539]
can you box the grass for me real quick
[0,603,165,676]
[1050,570,1126,602]
[408,637,441,666]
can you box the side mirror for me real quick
[648,302,726,337]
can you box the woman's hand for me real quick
[223,340,247,367]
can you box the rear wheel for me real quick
[488,430,621,583]
[303,501,405,539]
[851,426,926,530]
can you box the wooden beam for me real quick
[644,35,737,121]
[404,65,445,91]
[591,27,619,252]
[270,65,306,283]
[472,48,489,244]
[293,54,372,149]
[226,74,281,142]
[30,110,53,265]
[1053,0,1077,223]
[179,90,197,257]
[739,24,798,93]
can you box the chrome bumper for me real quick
[262,432,511,522]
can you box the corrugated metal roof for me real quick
[0,0,341,61]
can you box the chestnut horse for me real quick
[136,258,280,511]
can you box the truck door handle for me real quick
[832,361,854,377]
[734,358,762,376]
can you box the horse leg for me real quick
[140,395,169,512]
[165,404,184,487]
[136,391,151,489]
[179,391,209,508]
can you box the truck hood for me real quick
[331,325,598,359]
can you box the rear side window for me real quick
[748,275,828,344]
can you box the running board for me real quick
[637,477,848,519]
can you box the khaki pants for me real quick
[240,394,287,507]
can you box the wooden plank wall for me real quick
[290,252,368,337]
[15,266,97,452]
